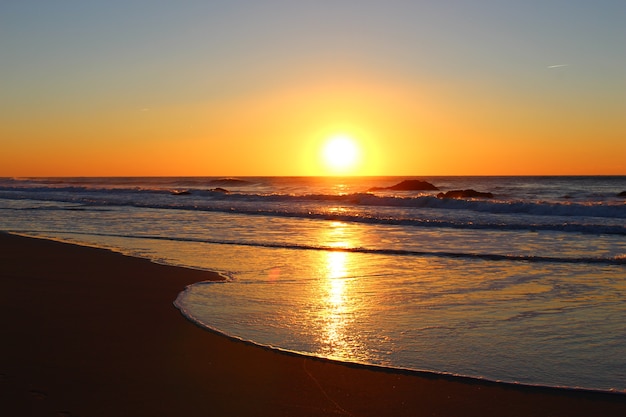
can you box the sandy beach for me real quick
[1,232,624,417]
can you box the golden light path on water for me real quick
[310,220,393,364]
[320,250,351,357]
[316,221,359,360]
[291,220,351,360]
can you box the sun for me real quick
[321,135,360,174]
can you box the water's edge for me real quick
[173,287,626,399]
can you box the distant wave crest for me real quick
[18,230,626,266]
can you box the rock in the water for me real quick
[437,189,494,199]
[208,178,251,186]
[369,179,439,192]
[618,191,626,197]
[210,187,230,193]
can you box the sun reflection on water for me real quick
[313,221,367,361]
[327,251,348,305]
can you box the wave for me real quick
[2,185,625,235]
[275,192,626,219]
[6,200,626,235]
[0,184,626,218]
[2,183,624,216]
[25,230,626,266]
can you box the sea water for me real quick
[1,176,624,391]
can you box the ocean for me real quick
[1,176,624,392]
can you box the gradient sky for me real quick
[1,0,624,176]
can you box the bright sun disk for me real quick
[322,135,360,173]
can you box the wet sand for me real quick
[1,232,624,416]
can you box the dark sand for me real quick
[1,232,624,416]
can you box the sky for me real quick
[1,0,625,176]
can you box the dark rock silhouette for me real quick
[437,189,494,199]
[618,191,626,197]
[369,180,439,192]
[210,187,230,193]
[208,178,251,186]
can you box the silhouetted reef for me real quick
[208,178,252,186]
[369,180,439,192]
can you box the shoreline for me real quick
[1,231,625,416]
[175,296,623,396]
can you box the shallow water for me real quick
[173,222,626,390]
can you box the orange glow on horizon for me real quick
[1,74,623,177]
